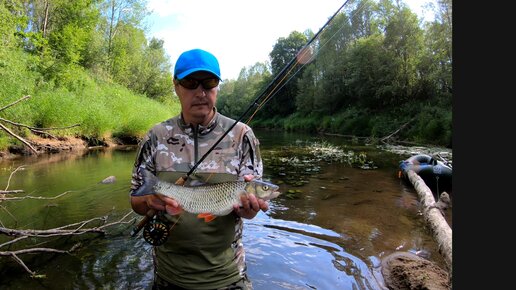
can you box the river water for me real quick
[0,130,452,290]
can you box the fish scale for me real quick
[153,179,280,216]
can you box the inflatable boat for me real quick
[399,154,452,194]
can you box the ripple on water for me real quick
[244,212,386,290]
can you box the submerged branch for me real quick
[0,190,24,194]
[0,165,137,277]
[0,190,74,201]
[1,243,83,278]
[0,210,136,277]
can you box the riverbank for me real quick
[0,135,131,161]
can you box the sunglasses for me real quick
[177,77,220,90]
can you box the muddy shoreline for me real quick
[0,136,136,161]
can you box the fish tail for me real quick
[131,169,158,196]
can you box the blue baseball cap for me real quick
[174,49,221,80]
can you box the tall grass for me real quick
[0,55,179,150]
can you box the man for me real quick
[130,48,268,290]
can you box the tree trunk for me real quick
[406,170,452,278]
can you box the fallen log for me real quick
[406,169,452,278]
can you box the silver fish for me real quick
[132,170,281,217]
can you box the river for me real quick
[0,130,452,289]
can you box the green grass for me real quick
[0,57,179,150]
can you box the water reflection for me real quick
[245,213,385,290]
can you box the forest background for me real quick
[0,0,452,153]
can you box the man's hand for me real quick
[233,175,269,219]
[131,194,182,216]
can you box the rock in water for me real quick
[436,192,451,210]
[100,176,116,184]
[381,251,450,290]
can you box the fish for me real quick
[131,170,281,221]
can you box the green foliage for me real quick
[218,62,271,120]
[265,31,309,117]
[405,106,452,147]
[29,89,81,130]
[0,0,452,149]
[282,113,318,133]
[0,0,26,49]
[0,48,39,105]
[0,63,177,150]
[0,135,11,149]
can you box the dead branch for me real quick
[0,190,73,201]
[0,95,81,155]
[1,167,75,202]
[1,243,82,278]
[8,252,37,277]
[0,235,28,248]
[0,190,24,194]
[0,95,30,112]
[381,117,417,143]
[0,122,38,154]
[0,164,137,277]
[0,210,136,277]
[0,117,81,132]
[4,165,26,191]
[0,210,134,238]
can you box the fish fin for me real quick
[131,169,158,196]
[197,213,217,222]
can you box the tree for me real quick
[307,12,354,115]
[136,37,174,99]
[0,0,26,49]
[218,62,271,120]
[265,31,309,118]
[383,6,424,102]
[417,0,452,101]
[98,0,149,73]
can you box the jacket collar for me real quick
[178,107,218,136]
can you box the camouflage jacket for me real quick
[130,109,263,289]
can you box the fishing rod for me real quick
[131,0,350,238]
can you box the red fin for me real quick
[197,213,217,222]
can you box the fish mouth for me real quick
[270,191,281,199]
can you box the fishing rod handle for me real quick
[130,209,156,237]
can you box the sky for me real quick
[145,0,436,81]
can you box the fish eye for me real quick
[262,185,269,191]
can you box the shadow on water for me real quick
[0,130,451,289]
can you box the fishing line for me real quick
[246,0,369,124]
[249,45,318,114]
[179,1,353,183]
[247,47,319,123]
